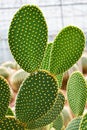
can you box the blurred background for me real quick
[0,0,87,63]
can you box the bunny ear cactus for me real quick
[49,26,85,75]
[79,113,87,130]
[27,92,65,129]
[65,117,82,130]
[40,42,63,88]
[67,71,87,116]
[0,116,25,129]
[15,70,59,127]
[8,5,48,73]
[0,76,11,121]
[53,114,64,130]
[56,73,63,88]
[41,43,52,71]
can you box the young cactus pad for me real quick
[0,116,25,129]
[56,73,63,88]
[8,5,48,72]
[27,92,65,129]
[15,70,58,125]
[65,117,82,130]
[41,43,52,71]
[0,76,11,121]
[67,71,87,116]
[49,26,85,75]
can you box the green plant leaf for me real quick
[41,43,52,71]
[53,114,64,130]
[56,73,63,88]
[0,76,11,121]
[67,71,87,116]
[8,5,48,73]
[49,26,85,75]
[66,117,82,130]
[79,113,87,130]
[15,70,58,125]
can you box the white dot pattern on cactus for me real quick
[8,5,48,73]
[0,76,11,121]
[15,70,58,125]
[0,117,25,129]
[49,26,85,75]
[66,117,82,130]
[67,71,87,116]
[27,92,65,129]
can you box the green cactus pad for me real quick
[27,92,65,129]
[0,116,25,129]
[67,71,87,116]
[10,69,29,91]
[0,76,11,121]
[66,117,82,130]
[8,5,48,72]
[49,26,85,75]
[53,114,64,130]
[6,107,14,116]
[79,113,87,130]
[41,43,52,71]
[15,70,58,124]
[56,73,63,88]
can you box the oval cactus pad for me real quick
[49,26,85,75]
[15,70,58,124]
[0,76,11,121]
[67,71,87,116]
[8,5,48,72]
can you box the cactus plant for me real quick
[65,117,82,130]
[53,114,64,130]
[79,113,87,130]
[8,5,48,73]
[0,116,25,129]
[0,76,11,121]
[27,92,65,129]
[49,26,85,75]
[0,4,86,130]
[15,70,59,127]
[67,71,87,116]
[41,43,52,71]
